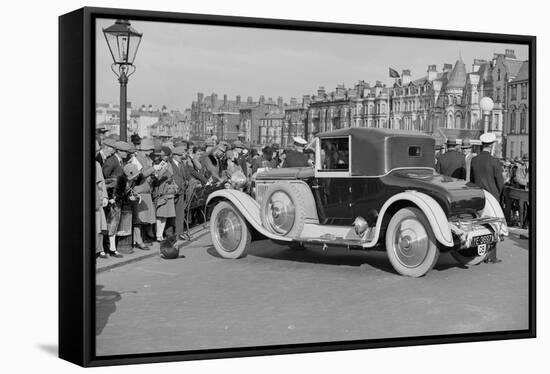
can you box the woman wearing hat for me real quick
[95,147,109,259]
[131,140,157,248]
[152,146,177,241]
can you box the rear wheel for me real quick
[210,201,251,259]
[385,207,440,277]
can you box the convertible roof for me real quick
[317,128,435,176]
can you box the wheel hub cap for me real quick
[215,208,242,252]
[393,218,429,268]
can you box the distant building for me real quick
[190,92,256,139]
[259,113,285,145]
[240,100,282,144]
[282,96,309,147]
[305,81,390,139]
[505,60,529,160]
[213,112,241,141]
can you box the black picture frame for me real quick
[59,6,536,367]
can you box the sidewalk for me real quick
[508,226,530,240]
[96,223,210,273]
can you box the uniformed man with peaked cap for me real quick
[283,136,310,168]
[470,132,504,264]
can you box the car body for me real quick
[206,128,508,277]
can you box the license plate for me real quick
[471,234,494,246]
[477,243,487,256]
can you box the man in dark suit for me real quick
[435,138,466,179]
[283,136,310,168]
[171,145,190,239]
[470,132,504,264]
[101,141,132,258]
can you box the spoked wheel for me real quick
[450,243,493,266]
[385,207,440,277]
[210,201,251,259]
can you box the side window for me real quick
[320,137,350,171]
[409,146,422,157]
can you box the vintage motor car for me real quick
[206,128,508,277]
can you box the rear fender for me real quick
[206,189,292,242]
[366,191,454,248]
[480,190,508,236]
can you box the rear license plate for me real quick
[477,243,487,256]
[471,234,494,247]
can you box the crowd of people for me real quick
[95,126,312,260]
[435,133,530,263]
[435,134,530,198]
[95,125,529,263]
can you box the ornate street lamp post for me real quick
[479,96,494,133]
[103,19,143,141]
[479,96,501,156]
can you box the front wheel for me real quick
[210,201,251,259]
[385,207,440,277]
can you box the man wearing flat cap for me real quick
[435,138,466,179]
[232,140,249,176]
[470,132,504,264]
[283,136,310,168]
[101,141,135,258]
[96,125,109,146]
[170,144,191,238]
[96,138,116,167]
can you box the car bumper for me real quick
[449,217,508,250]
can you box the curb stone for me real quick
[96,223,210,273]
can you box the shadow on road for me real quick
[207,240,397,273]
[206,240,473,275]
[96,285,121,336]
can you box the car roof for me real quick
[317,128,435,176]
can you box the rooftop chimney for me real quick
[427,65,438,81]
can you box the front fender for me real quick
[206,189,292,242]
[367,191,454,248]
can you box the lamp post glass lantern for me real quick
[480,96,494,133]
[103,19,143,141]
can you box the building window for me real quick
[520,110,526,133]
[509,112,515,134]
[510,141,515,159]
[496,87,501,102]
[381,103,386,114]
[521,83,528,99]
[511,85,517,101]
[520,141,524,158]
[497,68,501,80]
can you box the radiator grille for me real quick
[255,183,270,204]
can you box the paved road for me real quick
[96,229,530,356]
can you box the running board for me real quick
[295,223,379,249]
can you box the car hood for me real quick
[384,169,486,217]
[256,167,314,180]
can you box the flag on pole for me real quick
[389,67,400,78]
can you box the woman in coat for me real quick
[132,144,156,248]
[96,160,108,259]
[152,147,177,241]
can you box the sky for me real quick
[95,18,529,112]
